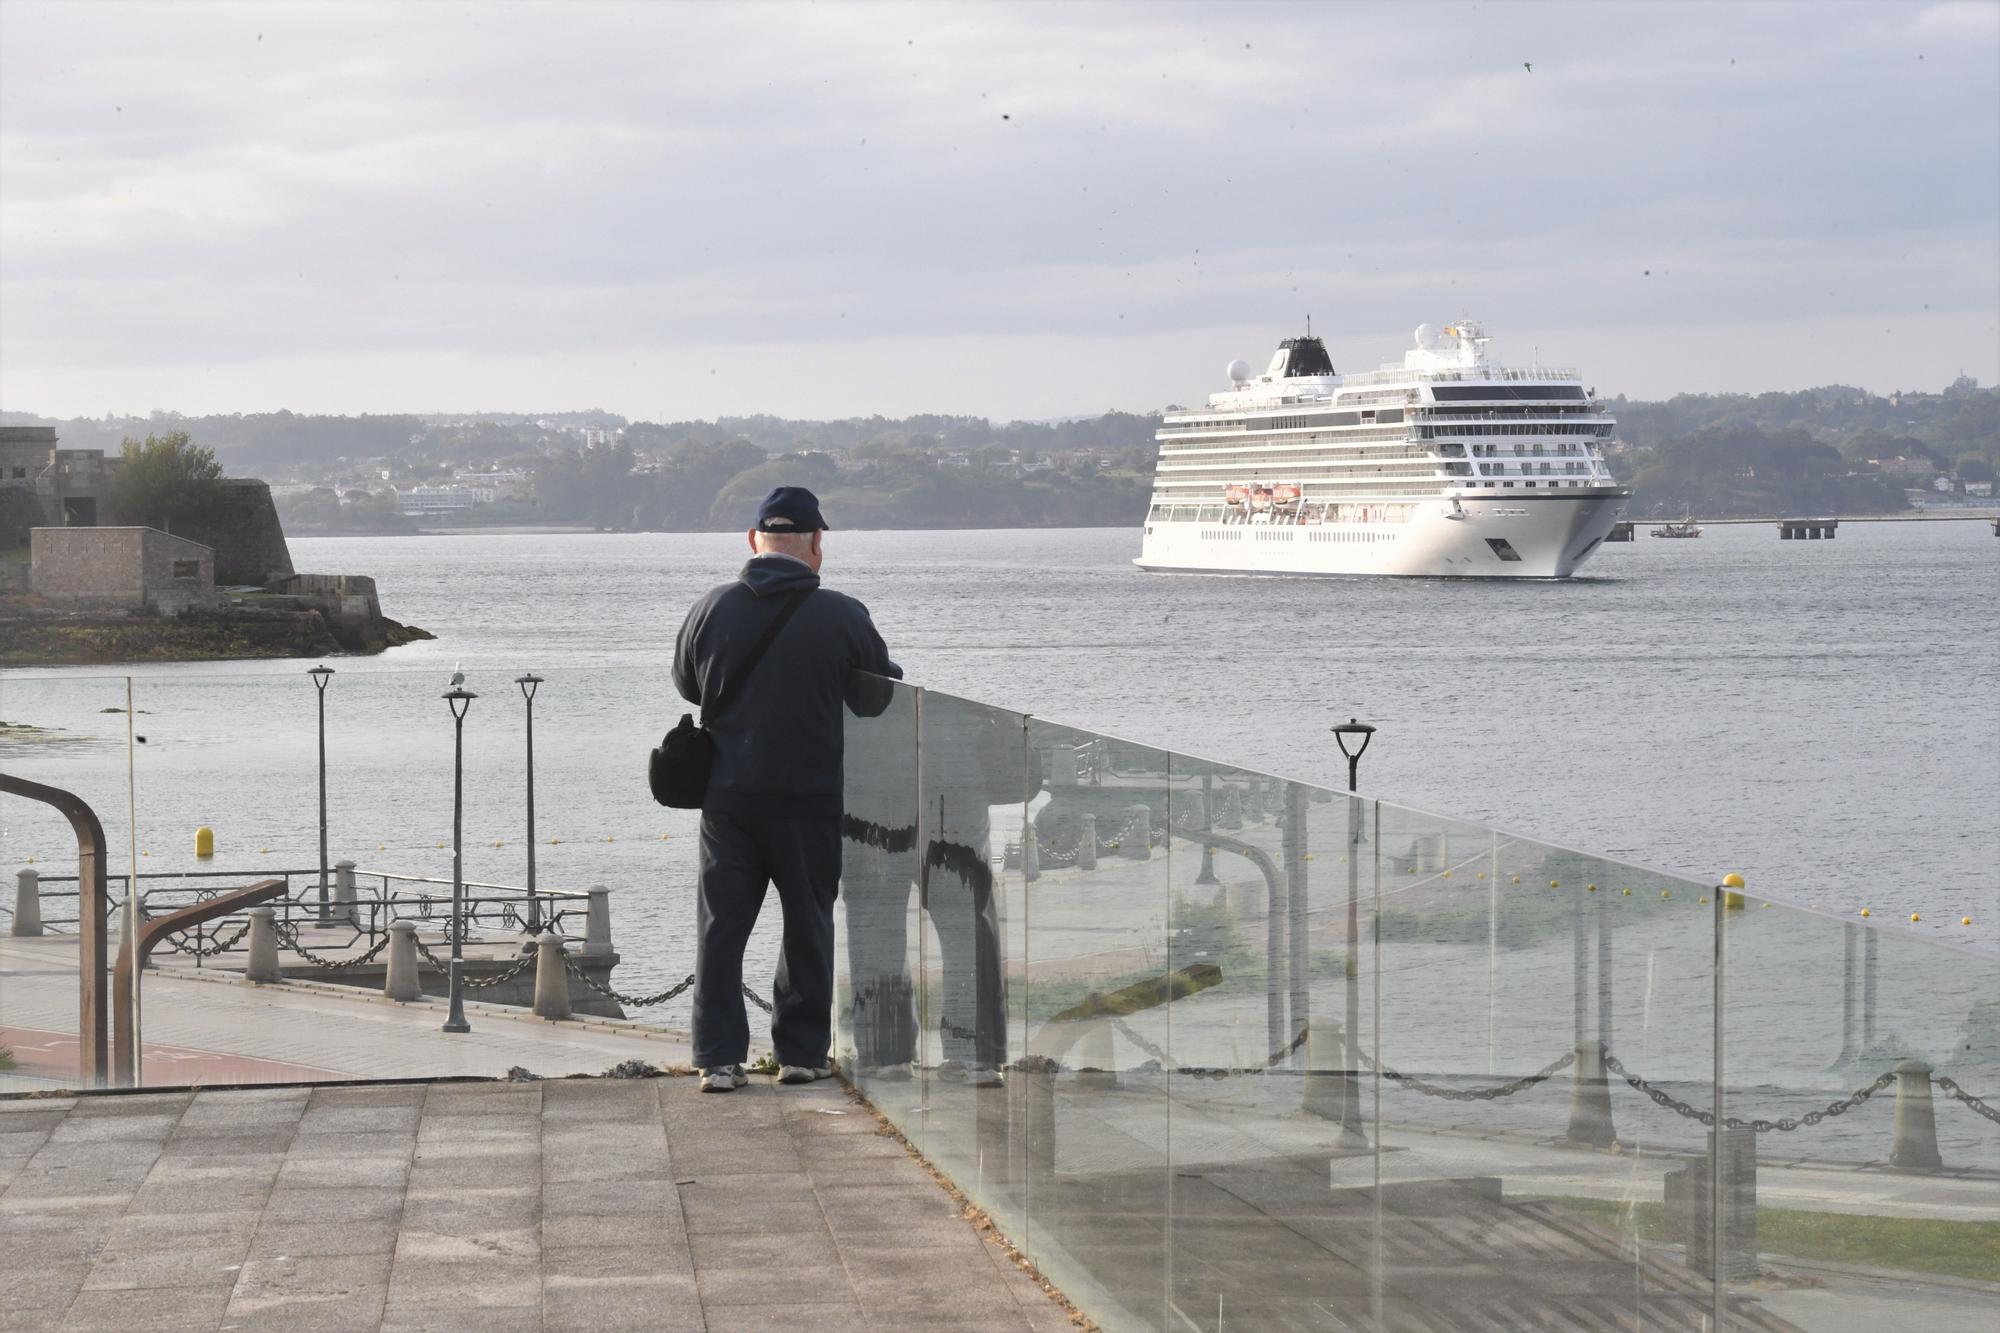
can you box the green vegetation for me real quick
[0,1045,14,1071]
[7,375,1991,529]
[105,430,224,532]
[1539,1196,2000,1283]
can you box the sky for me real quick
[2,0,1996,422]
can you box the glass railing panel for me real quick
[1371,799,1724,1328]
[1159,756,1349,1331]
[1019,717,1176,1328]
[893,688,1028,1227]
[1,673,136,1093]
[1718,896,2000,1323]
[837,675,926,1148]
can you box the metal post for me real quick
[1195,770,1218,885]
[1862,928,1878,1053]
[1597,883,1613,1062]
[309,665,335,927]
[443,686,477,1034]
[1331,719,1375,1151]
[516,673,543,934]
[1710,883,1726,1323]
[1837,922,1858,1066]
[1283,783,1308,1068]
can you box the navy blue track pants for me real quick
[692,808,840,1069]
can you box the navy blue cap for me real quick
[753,485,829,533]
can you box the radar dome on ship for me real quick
[1227,358,1252,384]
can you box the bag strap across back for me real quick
[704,588,811,718]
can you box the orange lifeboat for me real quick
[1223,484,1248,505]
[1271,483,1300,505]
[1249,486,1274,511]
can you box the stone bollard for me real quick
[1216,788,1243,831]
[1244,784,1266,823]
[1303,1022,1344,1121]
[1121,805,1151,861]
[244,907,282,982]
[1076,815,1098,871]
[583,887,613,957]
[333,860,357,927]
[12,868,43,937]
[1563,1043,1618,1149]
[1019,1057,1058,1186]
[1889,1058,1943,1170]
[383,921,421,1001]
[532,931,573,1021]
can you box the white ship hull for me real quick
[1134,490,1629,579]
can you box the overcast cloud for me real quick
[1,0,1995,420]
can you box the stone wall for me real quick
[0,487,44,551]
[0,427,57,483]
[170,478,295,584]
[266,573,383,629]
[30,527,218,612]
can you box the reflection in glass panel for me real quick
[1720,901,2000,1326]
[1018,718,1175,1327]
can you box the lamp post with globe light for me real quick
[442,686,477,1034]
[1330,718,1375,1149]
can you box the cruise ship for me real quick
[1134,321,1630,578]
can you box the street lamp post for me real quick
[443,686,477,1034]
[1331,718,1376,1150]
[515,674,544,936]
[308,666,335,927]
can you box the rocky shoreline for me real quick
[0,603,433,666]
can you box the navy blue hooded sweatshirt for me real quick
[672,555,901,817]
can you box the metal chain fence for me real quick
[1600,1046,1898,1132]
[276,922,393,970]
[409,936,535,989]
[1935,1075,2000,1125]
[561,957,697,1008]
[157,919,253,958]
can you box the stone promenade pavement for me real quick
[0,1076,1078,1332]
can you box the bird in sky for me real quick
[1523,62,1532,73]
[449,662,466,688]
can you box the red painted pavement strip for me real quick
[1,1025,349,1086]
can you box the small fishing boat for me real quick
[1652,508,1703,539]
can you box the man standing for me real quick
[672,486,899,1092]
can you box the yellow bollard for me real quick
[195,826,214,858]
[1721,871,1745,910]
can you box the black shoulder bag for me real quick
[650,590,811,809]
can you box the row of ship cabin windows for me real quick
[1417,423,1611,439]
[1474,461,1592,476]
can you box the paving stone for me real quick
[159,1129,296,1157]
[542,1243,694,1280]
[398,1184,538,1232]
[277,1153,411,1189]
[544,1272,704,1331]
[248,1216,402,1259]
[65,1093,190,1117]
[691,1228,842,1272]
[423,1089,541,1117]
[394,1225,539,1262]
[384,1257,542,1310]
[1,1259,91,1313]
[83,1239,253,1291]
[296,1105,422,1135]
[804,1154,935,1187]
[697,1304,871,1333]
[124,1179,271,1215]
[222,1253,392,1323]
[540,1209,687,1250]
[677,1190,827,1235]
[378,1306,542,1333]
[694,1259,850,1307]
[286,1130,418,1161]
[307,1085,429,1109]
[541,1176,679,1217]
[56,1283,232,1331]
[261,1184,403,1225]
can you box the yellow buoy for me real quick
[1586,883,1597,892]
[1441,869,1450,878]
[660,834,669,841]
[141,850,150,858]
[1963,917,1974,926]
[1722,872,1745,888]
[607,836,615,843]
[552,838,561,845]
[1699,896,1710,904]
[1622,888,1631,896]
[1550,880,1560,888]
[195,826,214,858]
[260,847,270,855]
[1303,853,1314,862]
[1909,913,1920,923]
[1476,872,1485,880]
[1510,875,1520,884]
[1661,890,1671,899]
[1860,908,1870,918]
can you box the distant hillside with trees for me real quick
[5,376,1991,528]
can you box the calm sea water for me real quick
[4,521,1995,1013]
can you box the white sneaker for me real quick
[778,1063,832,1085]
[701,1064,748,1093]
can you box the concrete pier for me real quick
[1778,518,1839,539]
